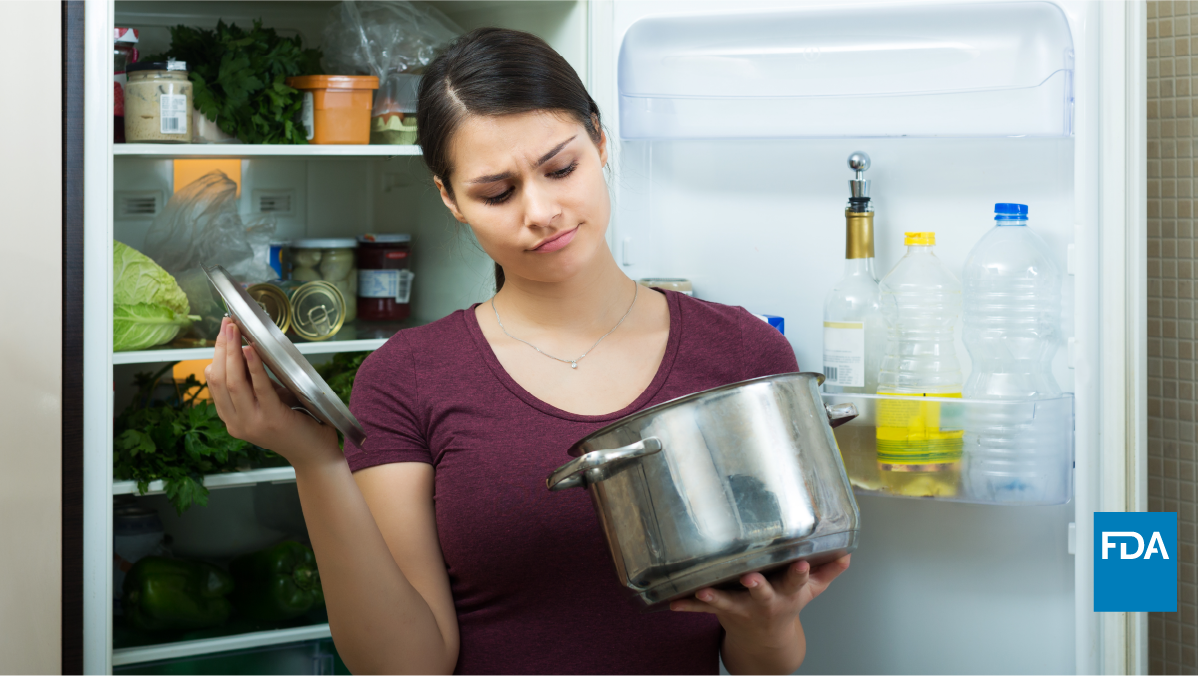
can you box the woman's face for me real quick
[437,110,610,285]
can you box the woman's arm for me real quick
[720,616,806,674]
[206,319,458,674]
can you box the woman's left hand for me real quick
[670,554,852,646]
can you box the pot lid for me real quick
[203,265,366,447]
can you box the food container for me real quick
[113,27,139,143]
[285,75,379,145]
[289,239,358,322]
[637,278,693,296]
[547,372,859,611]
[372,73,421,145]
[203,265,365,445]
[124,60,192,143]
[288,280,347,342]
[247,283,292,334]
[268,240,290,279]
[192,110,238,144]
[356,234,414,321]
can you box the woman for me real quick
[207,27,851,675]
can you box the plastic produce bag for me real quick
[321,1,461,122]
[143,170,278,339]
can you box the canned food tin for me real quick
[290,280,346,341]
[246,283,292,334]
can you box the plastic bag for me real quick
[143,170,277,339]
[321,1,461,119]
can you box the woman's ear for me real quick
[593,114,608,169]
[434,176,469,224]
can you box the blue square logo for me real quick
[1094,512,1177,612]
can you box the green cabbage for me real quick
[113,242,199,352]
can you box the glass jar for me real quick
[124,60,192,143]
[113,27,139,143]
[356,234,414,321]
[289,239,358,322]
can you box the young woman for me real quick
[206,27,851,675]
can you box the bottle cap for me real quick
[904,231,935,246]
[994,203,1029,223]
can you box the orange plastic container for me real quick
[286,75,379,145]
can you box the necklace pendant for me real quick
[570,361,577,369]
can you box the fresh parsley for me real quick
[145,20,322,145]
[114,363,283,514]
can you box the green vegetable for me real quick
[113,241,199,352]
[145,20,322,145]
[314,351,369,405]
[114,363,281,514]
[123,556,234,632]
[230,542,324,622]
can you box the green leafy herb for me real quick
[314,352,370,405]
[145,20,322,145]
[114,364,281,514]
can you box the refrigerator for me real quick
[80,0,1146,673]
[587,0,1145,673]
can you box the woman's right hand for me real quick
[205,316,341,470]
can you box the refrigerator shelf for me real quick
[114,143,421,159]
[113,466,296,497]
[618,1,1075,139]
[821,392,1074,506]
[111,623,331,667]
[112,319,424,365]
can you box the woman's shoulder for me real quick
[665,290,798,378]
[352,307,476,382]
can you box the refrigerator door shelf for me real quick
[821,392,1074,506]
[619,1,1075,139]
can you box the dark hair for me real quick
[416,27,603,292]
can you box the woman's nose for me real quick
[522,181,561,228]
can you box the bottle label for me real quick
[875,393,964,467]
[358,269,414,303]
[159,94,188,135]
[823,321,865,387]
[301,92,314,141]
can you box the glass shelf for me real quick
[821,392,1074,506]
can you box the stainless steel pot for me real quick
[547,372,859,611]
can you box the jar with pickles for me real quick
[288,239,358,322]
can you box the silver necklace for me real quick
[491,281,638,370]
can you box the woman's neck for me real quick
[492,247,634,334]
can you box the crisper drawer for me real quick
[820,392,1074,506]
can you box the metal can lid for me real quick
[290,281,346,340]
[292,238,358,249]
[358,234,412,244]
[247,283,292,335]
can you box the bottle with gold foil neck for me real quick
[823,153,888,492]
[823,152,885,395]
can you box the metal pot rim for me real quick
[566,371,824,458]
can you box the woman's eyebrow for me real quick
[466,135,578,185]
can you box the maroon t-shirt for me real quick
[343,289,799,675]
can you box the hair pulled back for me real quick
[416,27,603,291]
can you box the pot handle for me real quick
[546,437,664,492]
[825,402,859,428]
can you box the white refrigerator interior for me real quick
[591,1,1105,673]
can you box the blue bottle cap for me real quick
[995,203,1028,223]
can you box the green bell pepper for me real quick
[230,541,324,623]
[122,556,234,632]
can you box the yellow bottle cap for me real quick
[904,231,935,246]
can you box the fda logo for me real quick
[1094,512,1177,612]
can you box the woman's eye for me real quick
[482,187,514,206]
[548,161,578,179]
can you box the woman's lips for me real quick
[531,227,578,253]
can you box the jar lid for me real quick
[286,75,380,90]
[358,234,412,243]
[127,60,187,74]
[114,27,139,44]
[290,281,346,341]
[291,238,358,249]
[203,266,365,446]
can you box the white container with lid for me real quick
[124,60,192,143]
[289,238,359,322]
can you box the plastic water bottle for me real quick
[961,203,1064,503]
[876,231,963,497]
